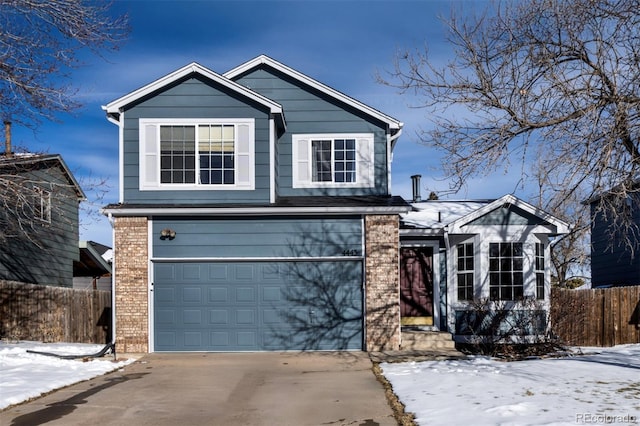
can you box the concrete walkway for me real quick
[0,352,397,426]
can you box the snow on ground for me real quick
[2,340,639,424]
[382,344,640,426]
[0,341,134,410]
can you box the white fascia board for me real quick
[23,154,86,200]
[446,194,571,235]
[224,55,403,131]
[399,228,444,237]
[102,62,284,118]
[101,205,411,217]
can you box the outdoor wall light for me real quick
[160,228,176,240]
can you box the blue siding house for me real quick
[103,56,569,353]
[588,182,640,288]
[103,56,408,353]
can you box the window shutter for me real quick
[292,137,310,187]
[356,136,374,187]
[235,123,254,188]
[140,123,159,189]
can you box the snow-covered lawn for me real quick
[382,344,640,426]
[2,340,639,425]
[0,341,134,410]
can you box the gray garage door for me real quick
[153,260,363,351]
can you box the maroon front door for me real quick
[400,247,433,326]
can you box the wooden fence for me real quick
[551,286,640,347]
[0,280,111,344]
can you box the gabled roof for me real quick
[0,153,86,200]
[224,55,403,133]
[102,62,285,129]
[401,194,570,236]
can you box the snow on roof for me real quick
[401,200,494,229]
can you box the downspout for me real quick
[387,128,403,194]
[108,211,117,358]
[443,225,451,334]
[269,116,276,204]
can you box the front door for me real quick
[400,247,434,326]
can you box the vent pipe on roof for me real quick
[4,121,11,156]
[411,174,422,202]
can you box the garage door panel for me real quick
[208,287,228,303]
[184,332,202,347]
[235,286,256,302]
[209,309,229,324]
[154,261,363,351]
[156,331,176,347]
[182,287,201,302]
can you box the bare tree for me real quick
[381,0,640,274]
[0,1,126,246]
[0,0,128,127]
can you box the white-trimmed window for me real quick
[456,242,474,301]
[489,242,524,300]
[535,243,545,300]
[33,187,51,223]
[292,133,374,188]
[139,119,255,190]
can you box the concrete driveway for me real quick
[0,352,397,426]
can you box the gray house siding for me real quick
[152,216,362,259]
[0,163,80,287]
[121,76,272,204]
[232,67,390,197]
[591,202,640,287]
[466,205,552,226]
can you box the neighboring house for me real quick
[400,177,570,342]
[0,153,86,287]
[102,55,568,353]
[73,241,112,291]
[588,181,640,288]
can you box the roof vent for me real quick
[411,174,422,202]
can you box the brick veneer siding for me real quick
[364,215,400,351]
[113,216,149,353]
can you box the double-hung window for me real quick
[489,242,524,300]
[456,242,474,301]
[535,243,545,300]
[33,187,51,223]
[139,119,254,190]
[292,133,374,188]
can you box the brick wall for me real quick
[113,216,149,353]
[364,215,400,351]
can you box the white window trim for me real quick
[138,118,255,191]
[34,187,52,223]
[291,133,374,188]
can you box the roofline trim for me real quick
[102,62,284,119]
[224,55,404,131]
[101,205,411,217]
[446,194,571,234]
[1,153,86,200]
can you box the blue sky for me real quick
[11,0,520,246]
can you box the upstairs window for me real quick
[33,187,51,223]
[139,119,254,190]
[489,242,524,301]
[292,133,374,188]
